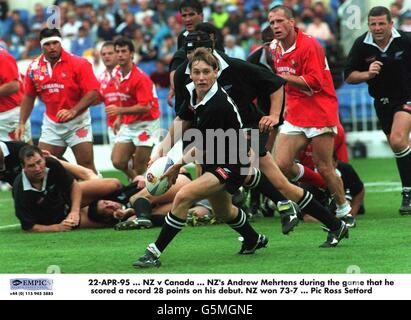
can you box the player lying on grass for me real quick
[113,168,219,230]
[12,145,125,232]
[0,140,97,187]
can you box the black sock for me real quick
[151,214,166,227]
[104,183,141,205]
[395,147,411,188]
[244,168,286,203]
[250,188,261,207]
[154,212,185,253]
[297,190,341,231]
[133,197,152,219]
[226,208,259,246]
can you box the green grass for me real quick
[0,158,410,274]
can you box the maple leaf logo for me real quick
[76,128,88,138]
[138,132,150,142]
[8,131,16,140]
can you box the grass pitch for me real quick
[0,158,410,274]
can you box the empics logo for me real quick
[10,278,53,291]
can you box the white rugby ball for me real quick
[145,156,174,196]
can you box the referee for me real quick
[345,6,411,215]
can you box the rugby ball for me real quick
[145,156,174,196]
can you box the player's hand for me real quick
[106,105,122,116]
[66,211,80,226]
[56,109,78,122]
[160,163,181,188]
[57,219,75,231]
[133,175,146,189]
[167,88,174,107]
[113,117,122,135]
[114,208,135,220]
[368,61,383,79]
[259,115,278,133]
[15,123,26,141]
[147,152,162,168]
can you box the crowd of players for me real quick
[0,1,410,269]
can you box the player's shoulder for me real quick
[27,55,43,72]
[0,48,14,60]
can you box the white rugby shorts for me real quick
[0,107,31,142]
[279,121,337,138]
[39,111,93,147]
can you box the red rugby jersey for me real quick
[111,64,160,124]
[270,28,339,127]
[25,49,99,123]
[98,69,119,128]
[0,48,22,112]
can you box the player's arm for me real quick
[260,86,284,132]
[0,79,19,96]
[16,93,36,140]
[281,74,310,90]
[344,38,382,84]
[155,117,192,159]
[345,62,383,84]
[66,179,82,226]
[74,90,98,114]
[27,222,74,232]
[283,42,325,92]
[58,159,97,181]
[106,102,151,115]
[161,146,199,187]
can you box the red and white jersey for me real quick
[25,49,99,123]
[299,122,349,169]
[270,28,339,127]
[0,48,22,112]
[111,64,160,124]
[98,69,119,128]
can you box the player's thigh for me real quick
[174,172,225,205]
[111,142,135,164]
[311,133,335,166]
[38,141,66,158]
[79,178,122,206]
[133,146,152,166]
[71,142,94,164]
[151,174,191,204]
[273,132,307,167]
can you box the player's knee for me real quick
[174,189,195,208]
[112,157,128,171]
[280,164,294,178]
[389,132,408,152]
[316,162,334,178]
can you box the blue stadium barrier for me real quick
[157,87,175,130]
[137,61,157,76]
[337,82,374,123]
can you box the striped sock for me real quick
[244,168,286,203]
[227,208,259,246]
[297,190,341,231]
[154,212,185,252]
[394,147,411,188]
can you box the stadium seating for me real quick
[337,82,375,129]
